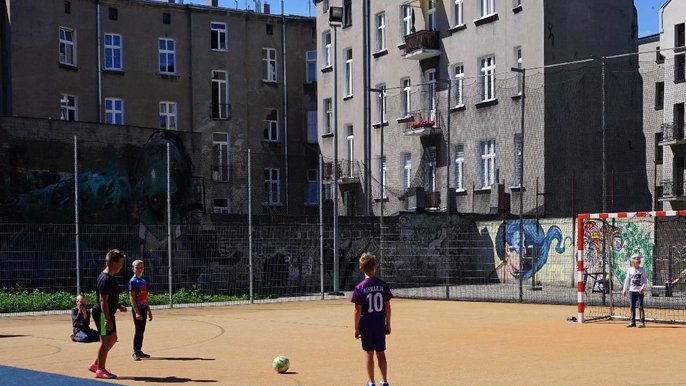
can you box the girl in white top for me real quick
[622,253,647,327]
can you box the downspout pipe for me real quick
[96,0,102,122]
[281,0,289,213]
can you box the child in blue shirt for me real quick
[129,259,153,360]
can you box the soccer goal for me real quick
[576,211,686,323]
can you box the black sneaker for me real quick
[132,352,141,361]
[138,351,151,358]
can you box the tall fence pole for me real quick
[167,143,173,307]
[601,57,607,212]
[319,154,324,299]
[74,135,80,295]
[248,149,254,303]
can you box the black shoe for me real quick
[138,351,151,358]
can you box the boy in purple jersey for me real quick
[351,253,392,386]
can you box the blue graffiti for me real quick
[495,220,565,280]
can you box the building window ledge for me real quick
[475,98,499,108]
[474,13,498,26]
[373,49,388,58]
[448,24,467,35]
[321,65,333,73]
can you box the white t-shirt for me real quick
[622,266,647,293]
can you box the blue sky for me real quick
[193,0,661,37]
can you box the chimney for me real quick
[262,3,270,14]
[204,0,219,6]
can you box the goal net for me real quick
[577,211,686,323]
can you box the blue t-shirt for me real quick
[351,276,393,325]
[128,276,149,309]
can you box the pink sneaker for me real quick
[95,370,117,379]
[88,363,97,373]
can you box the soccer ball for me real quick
[272,355,289,373]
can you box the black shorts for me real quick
[92,308,117,336]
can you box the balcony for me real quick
[402,30,441,61]
[323,160,361,185]
[659,179,686,202]
[660,122,686,146]
[404,109,443,137]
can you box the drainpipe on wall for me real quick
[96,0,102,122]
[281,0,289,214]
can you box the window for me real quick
[453,64,464,106]
[306,51,317,83]
[454,144,464,191]
[512,0,521,6]
[307,110,318,143]
[343,0,352,28]
[375,12,386,52]
[105,98,124,124]
[262,48,277,82]
[478,0,495,18]
[480,140,496,188]
[656,46,665,63]
[424,69,437,121]
[212,132,230,182]
[402,78,412,117]
[656,82,664,109]
[655,132,663,164]
[65,1,71,14]
[266,23,274,35]
[402,153,412,192]
[375,83,386,124]
[306,169,319,205]
[676,103,685,136]
[378,156,387,199]
[159,101,177,130]
[158,38,176,74]
[104,34,122,70]
[676,23,685,49]
[401,5,412,37]
[344,48,353,97]
[454,0,464,26]
[425,147,437,192]
[211,22,228,51]
[514,133,522,186]
[514,46,522,95]
[59,27,76,66]
[676,54,686,83]
[323,31,332,68]
[264,168,281,205]
[162,13,171,24]
[213,198,230,214]
[109,7,118,21]
[322,0,329,12]
[60,94,77,121]
[427,0,436,31]
[264,108,279,142]
[212,70,230,119]
[479,55,496,101]
[345,125,354,177]
[322,98,333,135]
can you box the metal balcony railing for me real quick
[323,160,361,181]
[662,122,685,142]
[403,30,440,60]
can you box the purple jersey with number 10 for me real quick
[351,276,393,324]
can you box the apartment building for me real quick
[0,0,318,219]
[657,0,686,210]
[315,0,651,217]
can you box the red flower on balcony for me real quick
[411,120,435,129]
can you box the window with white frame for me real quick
[480,139,496,188]
[425,147,437,192]
[323,31,332,68]
[105,98,123,124]
[378,156,387,199]
[427,0,436,31]
[514,133,522,186]
[514,46,522,95]
[454,144,465,191]
[59,27,76,66]
[454,0,464,26]
[375,12,386,52]
[158,38,176,74]
[263,108,279,142]
[478,0,495,18]
[479,55,496,102]
[375,83,386,124]
[307,110,317,143]
[211,22,228,51]
[213,198,230,214]
[262,48,277,82]
[212,70,230,119]
[324,98,332,134]
[306,169,319,205]
[159,101,177,130]
[401,5,412,37]
[104,33,122,70]
[60,94,77,121]
[212,132,230,182]
[345,125,354,177]
[402,78,412,117]
[322,0,329,12]
[424,69,437,121]
[344,48,353,97]
[402,153,412,192]
[453,63,464,106]
[306,50,317,83]
[264,168,281,204]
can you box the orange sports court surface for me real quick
[0,299,684,385]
